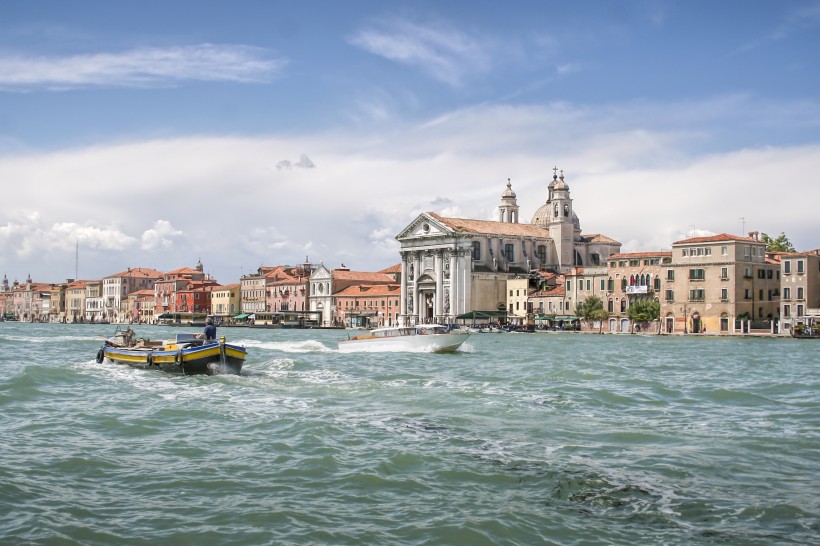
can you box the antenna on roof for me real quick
[738,217,746,235]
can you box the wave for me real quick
[238,339,334,353]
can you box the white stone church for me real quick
[395,170,621,325]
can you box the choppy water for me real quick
[0,323,817,545]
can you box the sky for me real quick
[1,0,819,285]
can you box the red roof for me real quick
[673,233,758,245]
[332,270,395,283]
[608,251,672,259]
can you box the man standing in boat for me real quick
[198,317,217,343]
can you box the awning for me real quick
[157,313,174,319]
[232,313,250,319]
[455,310,507,320]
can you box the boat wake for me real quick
[240,339,333,353]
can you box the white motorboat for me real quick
[338,324,470,353]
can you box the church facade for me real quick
[395,171,621,325]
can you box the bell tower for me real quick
[548,170,575,270]
[497,178,520,223]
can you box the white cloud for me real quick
[349,18,491,86]
[1,98,819,284]
[141,220,184,251]
[0,44,287,90]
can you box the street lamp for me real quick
[681,303,688,334]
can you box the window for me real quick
[721,288,728,301]
[689,269,705,280]
[600,279,606,291]
[784,260,791,274]
[566,280,572,292]
[667,270,675,281]
[608,278,615,291]
[654,277,661,291]
[472,241,481,261]
[744,288,750,300]
[784,287,791,299]
[621,278,627,290]
[537,245,546,262]
[608,299,614,312]
[620,299,626,312]
[586,280,591,291]
[504,243,514,262]
[744,267,752,278]
[721,267,729,280]
[579,281,584,291]
[784,304,790,317]
[665,290,674,302]
[797,287,804,300]
[682,249,689,257]
[721,245,728,256]
[797,260,805,274]
[689,289,705,301]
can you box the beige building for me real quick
[662,233,779,334]
[779,250,820,333]
[506,277,530,324]
[212,283,241,319]
[605,251,671,333]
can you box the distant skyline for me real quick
[2,1,819,284]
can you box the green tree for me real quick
[627,299,661,333]
[590,308,610,334]
[577,295,608,332]
[760,232,795,252]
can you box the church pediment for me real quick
[395,213,454,241]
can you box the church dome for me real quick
[531,202,550,227]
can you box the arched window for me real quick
[563,204,569,217]
[620,299,626,312]
[654,276,661,291]
[504,244,514,262]
[621,278,627,290]
[608,299,614,312]
[608,277,615,291]
[472,241,481,261]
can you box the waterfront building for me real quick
[239,268,269,316]
[103,267,164,323]
[779,249,820,333]
[662,233,780,334]
[211,284,240,320]
[154,264,207,317]
[604,252,671,333]
[264,263,312,316]
[506,277,530,325]
[527,272,570,328]
[127,289,156,323]
[396,171,621,326]
[66,280,89,322]
[309,264,397,327]
[334,283,401,328]
[563,266,610,329]
[84,280,104,322]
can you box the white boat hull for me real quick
[338,330,470,353]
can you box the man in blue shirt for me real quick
[202,317,217,342]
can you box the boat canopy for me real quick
[455,310,507,320]
[232,313,250,319]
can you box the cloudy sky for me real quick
[1,1,819,285]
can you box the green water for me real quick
[0,323,817,545]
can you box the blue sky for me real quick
[1,0,819,285]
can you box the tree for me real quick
[590,308,610,334]
[760,232,795,252]
[627,299,660,333]
[576,295,607,332]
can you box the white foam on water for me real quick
[239,339,334,353]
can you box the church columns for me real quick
[434,251,443,319]
[400,256,408,317]
[449,251,458,319]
